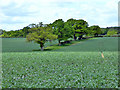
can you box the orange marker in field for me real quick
[101,52,104,58]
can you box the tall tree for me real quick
[73,19,88,40]
[26,26,57,51]
[52,19,65,45]
[66,18,76,40]
[89,25,101,37]
[62,22,74,41]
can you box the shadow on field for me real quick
[2,48,53,52]
[32,49,53,51]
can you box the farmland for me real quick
[2,37,118,88]
[2,38,58,52]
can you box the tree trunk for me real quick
[40,44,44,51]
[58,40,61,46]
[41,47,44,51]
[94,33,98,37]
[78,35,83,40]
[74,34,77,41]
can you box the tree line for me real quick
[0,18,102,38]
[0,18,119,51]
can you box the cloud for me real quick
[0,0,119,30]
[118,1,120,26]
[0,1,37,17]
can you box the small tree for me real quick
[26,26,57,51]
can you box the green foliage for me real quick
[52,19,65,45]
[63,22,74,40]
[107,29,118,36]
[0,27,30,38]
[89,25,102,37]
[73,19,89,40]
[26,26,57,51]
[21,26,30,37]
[51,18,89,44]
[66,18,76,27]
[101,28,109,35]
[1,19,120,39]
[66,18,76,40]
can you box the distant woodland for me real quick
[0,18,120,38]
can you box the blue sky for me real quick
[0,0,119,31]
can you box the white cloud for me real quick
[0,0,12,7]
[0,0,119,30]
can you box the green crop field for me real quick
[2,37,119,88]
[54,37,118,52]
[2,38,58,52]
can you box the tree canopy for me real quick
[73,19,89,40]
[26,26,57,51]
[89,25,102,37]
[52,19,65,45]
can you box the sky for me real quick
[0,0,119,31]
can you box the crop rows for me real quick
[2,51,118,88]
[2,37,118,88]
